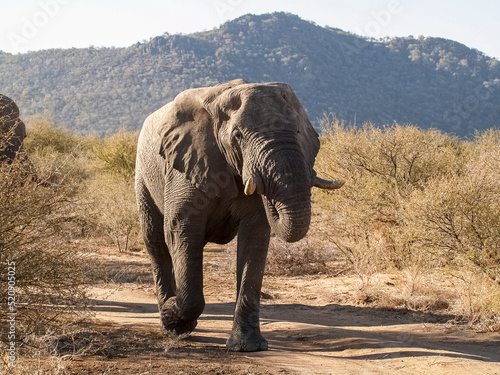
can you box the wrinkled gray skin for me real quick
[0,94,28,164]
[135,79,344,352]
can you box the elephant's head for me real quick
[1,94,27,163]
[158,79,343,242]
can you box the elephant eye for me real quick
[232,129,243,143]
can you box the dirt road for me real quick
[66,246,500,374]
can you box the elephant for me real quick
[135,79,344,352]
[0,94,28,164]
[0,94,57,187]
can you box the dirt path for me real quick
[74,247,500,374]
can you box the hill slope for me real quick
[1,12,499,136]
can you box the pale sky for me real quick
[1,0,499,59]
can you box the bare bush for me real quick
[402,129,500,281]
[0,119,144,365]
[84,175,139,252]
[315,118,465,270]
[314,118,499,328]
[84,130,140,251]
[403,172,500,279]
[449,270,500,331]
[0,155,90,340]
[225,236,336,276]
[265,237,335,276]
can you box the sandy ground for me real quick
[46,245,500,374]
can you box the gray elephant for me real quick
[0,94,28,164]
[135,79,344,352]
[0,95,56,187]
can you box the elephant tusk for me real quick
[244,177,256,195]
[313,176,345,190]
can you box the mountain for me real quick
[1,12,499,136]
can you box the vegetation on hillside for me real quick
[1,12,499,136]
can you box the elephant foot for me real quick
[226,329,268,352]
[159,298,199,336]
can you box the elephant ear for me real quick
[297,109,320,170]
[282,87,320,170]
[157,80,247,198]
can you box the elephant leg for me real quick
[136,182,175,311]
[227,208,271,352]
[161,193,207,335]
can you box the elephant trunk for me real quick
[257,148,313,243]
[263,195,312,243]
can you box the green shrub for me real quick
[91,130,138,180]
[24,115,98,184]
[24,115,82,155]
